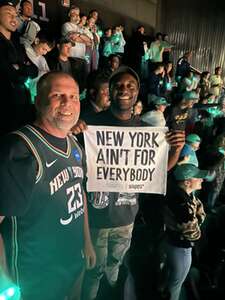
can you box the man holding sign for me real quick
[77,66,185,300]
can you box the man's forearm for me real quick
[168,147,181,171]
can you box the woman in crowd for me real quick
[141,96,168,126]
[164,164,207,300]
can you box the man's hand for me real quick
[71,119,88,135]
[84,241,96,270]
[68,32,79,42]
[166,130,185,151]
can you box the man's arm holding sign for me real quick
[166,130,185,171]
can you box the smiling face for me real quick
[36,74,80,137]
[0,5,18,35]
[110,73,139,115]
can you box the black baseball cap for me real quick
[0,0,16,8]
[109,66,140,89]
[58,37,75,47]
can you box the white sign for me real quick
[84,126,169,194]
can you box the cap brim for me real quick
[185,98,198,101]
[109,66,140,88]
[0,1,15,8]
[195,170,209,179]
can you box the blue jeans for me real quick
[166,243,192,300]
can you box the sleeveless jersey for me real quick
[2,125,85,300]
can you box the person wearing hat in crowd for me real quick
[0,0,38,135]
[178,134,201,167]
[72,66,185,300]
[141,96,169,126]
[166,90,199,131]
[48,37,87,93]
[164,164,207,300]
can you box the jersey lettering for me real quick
[60,183,84,225]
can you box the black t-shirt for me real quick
[58,59,72,75]
[166,105,190,131]
[0,33,38,135]
[84,109,149,228]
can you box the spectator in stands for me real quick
[48,37,87,93]
[100,27,113,67]
[0,0,38,135]
[141,96,168,126]
[161,61,174,97]
[99,53,121,78]
[17,0,40,47]
[145,32,166,64]
[74,66,185,300]
[133,100,143,116]
[111,25,126,57]
[193,109,214,152]
[166,91,199,131]
[164,164,207,300]
[0,71,96,300]
[175,51,192,81]
[125,25,146,76]
[61,5,91,70]
[178,70,198,92]
[84,16,100,72]
[25,34,54,101]
[178,134,201,167]
[147,63,164,103]
[202,117,225,212]
[80,72,110,120]
[78,13,87,28]
[162,33,173,63]
[209,66,224,99]
[88,9,104,32]
[198,71,210,98]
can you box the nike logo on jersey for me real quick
[46,159,57,168]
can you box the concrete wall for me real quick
[85,0,158,28]
[73,0,159,35]
[30,0,159,37]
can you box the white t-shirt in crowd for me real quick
[61,22,86,59]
